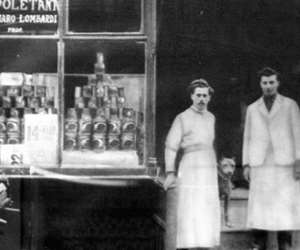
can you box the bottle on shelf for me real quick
[108,108,121,135]
[7,86,21,97]
[122,108,136,133]
[0,108,6,144]
[93,109,107,134]
[7,108,20,144]
[35,85,47,97]
[7,108,20,133]
[83,85,93,98]
[94,52,105,82]
[65,108,78,134]
[107,134,120,150]
[88,97,97,109]
[2,96,11,108]
[74,87,85,109]
[64,133,77,151]
[15,96,25,108]
[28,96,40,109]
[46,96,55,108]
[0,133,6,144]
[121,133,136,150]
[0,86,5,97]
[79,108,92,135]
[103,85,111,120]
[7,132,20,144]
[64,108,78,151]
[92,133,106,152]
[22,85,34,97]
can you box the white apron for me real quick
[166,107,221,248]
[247,144,300,230]
[177,147,220,248]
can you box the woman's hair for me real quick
[187,78,214,95]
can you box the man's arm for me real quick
[164,115,183,190]
[290,101,300,179]
[242,107,251,181]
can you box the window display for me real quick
[0,0,156,171]
[62,51,145,167]
[0,72,58,166]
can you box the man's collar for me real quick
[190,105,207,114]
[258,94,283,117]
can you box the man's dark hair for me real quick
[187,78,214,95]
[257,67,280,79]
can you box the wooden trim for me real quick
[62,35,147,40]
[0,35,58,39]
[144,0,157,167]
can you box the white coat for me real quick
[243,94,300,230]
[243,94,300,167]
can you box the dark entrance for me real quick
[157,0,300,186]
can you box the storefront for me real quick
[0,1,164,249]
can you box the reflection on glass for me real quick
[69,0,142,33]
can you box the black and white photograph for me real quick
[0,1,300,250]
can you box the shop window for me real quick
[68,0,142,33]
[63,41,145,167]
[0,39,59,167]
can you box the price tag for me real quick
[24,114,59,167]
[0,144,27,166]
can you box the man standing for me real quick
[164,79,220,250]
[243,67,300,250]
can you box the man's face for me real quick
[191,87,211,111]
[260,75,279,96]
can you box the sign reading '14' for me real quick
[0,0,58,34]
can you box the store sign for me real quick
[24,114,59,167]
[0,0,58,34]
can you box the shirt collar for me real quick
[263,94,277,103]
[190,105,207,115]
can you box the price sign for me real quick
[24,114,58,167]
[0,144,27,166]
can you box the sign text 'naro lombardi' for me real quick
[0,0,58,34]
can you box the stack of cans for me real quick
[64,107,137,152]
[121,108,137,150]
[64,108,78,151]
[78,109,93,151]
[0,84,56,145]
[64,52,138,152]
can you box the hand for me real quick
[163,173,177,191]
[294,160,300,180]
[243,165,251,182]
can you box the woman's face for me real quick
[191,87,211,111]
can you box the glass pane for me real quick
[0,40,59,167]
[68,0,142,33]
[65,40,145,74]
[63,42,145,167]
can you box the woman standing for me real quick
[164,79,221,250]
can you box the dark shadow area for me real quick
[156,0,300,188]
